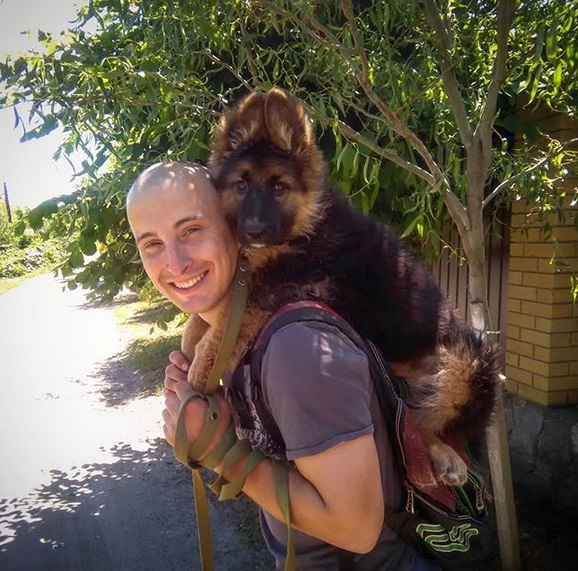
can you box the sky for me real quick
[0,0,86,208]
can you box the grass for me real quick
[0,267,53,295]
[112,293,184,393]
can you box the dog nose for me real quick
[241,219,272,245]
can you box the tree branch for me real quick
[421,0,473,149]
[202,49,255,92]
[341,0,470,233]
[238,19,262,87]
[260,0,470,232]
[308,110,435,184]
[268,0,440,182]
[482,137,578,209]
[476,0,517,139]
[340,0,442,181]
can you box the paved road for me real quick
[0,274,271,571]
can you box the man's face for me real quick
[127,170,239,324]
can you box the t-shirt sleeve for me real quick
[260,320,374,461]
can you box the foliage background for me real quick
[0,0,576,306]
[0,203,65,281]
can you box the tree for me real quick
[1,0,575,304]
[1,0,577,565]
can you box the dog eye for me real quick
[273,181,287,195]
[234,179,248,194]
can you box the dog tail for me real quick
[409,327,502,441]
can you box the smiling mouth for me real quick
[172,270,208,290]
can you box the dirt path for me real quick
[0,273,272,570]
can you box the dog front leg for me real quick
[187,307,271,393]
[181,314,210,364]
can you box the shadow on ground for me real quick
[0,439,272,571]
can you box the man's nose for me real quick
[165,241,191,274]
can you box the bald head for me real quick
[126,161,224,237]
[127,161,212,208]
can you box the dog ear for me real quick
[210,91,268,159]
[209,88,316,167]
[263,88,314,155]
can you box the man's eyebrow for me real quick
[175,215,204,227]
[135,215,204,244]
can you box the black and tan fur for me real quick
[183,88,500,486]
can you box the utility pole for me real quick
[3,182,12,223]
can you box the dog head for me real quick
[208,88,328,248]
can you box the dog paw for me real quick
[428,442,468,487]
[188,347,214,392]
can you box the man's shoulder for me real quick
[266,317,368,360]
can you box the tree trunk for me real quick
[458,150,522,571]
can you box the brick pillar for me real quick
[505,199,578,404]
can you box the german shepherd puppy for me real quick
[183,88,500,486]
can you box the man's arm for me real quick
[163,351,384,553]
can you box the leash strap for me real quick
[192,469,215,571]
[273,461,295,571]
[174,389,218,571]
[210,445,266,499]
[174,259,297,571]
[204,259,249,394]
[174,258,249,571]
[175,395,268,569]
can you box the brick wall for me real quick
[505,198,578,404]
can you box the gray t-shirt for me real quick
[257,320,415,571]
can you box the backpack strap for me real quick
[248,300,395,571]
[250,300,403,447]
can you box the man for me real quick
[127,161,436,570]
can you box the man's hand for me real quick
[162,350,233,463]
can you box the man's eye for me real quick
[143,240,162,252]
[184,226,200,237]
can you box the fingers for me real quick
[164,350,190,395]
[169,350,190,371]
[162,388,207,450]
[162,387,189,446]
[162,349,232,462]
[162,403,176,446]
[162,385,233,465]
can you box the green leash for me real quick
[174,257,294,571]
[203,258,250,395]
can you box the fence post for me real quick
[3,182,12,223]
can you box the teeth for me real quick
[174,272,206,290]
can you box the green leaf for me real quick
[335,143,349,172]
[545,19,558,61]
[13,220,26,236]
[553,61,563,89]
[533,27,544,63]
[400,214,421,239]
[79,233,97,256]
[69,249,85,268]
[27,209,44,230]
[351,148,359,179]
